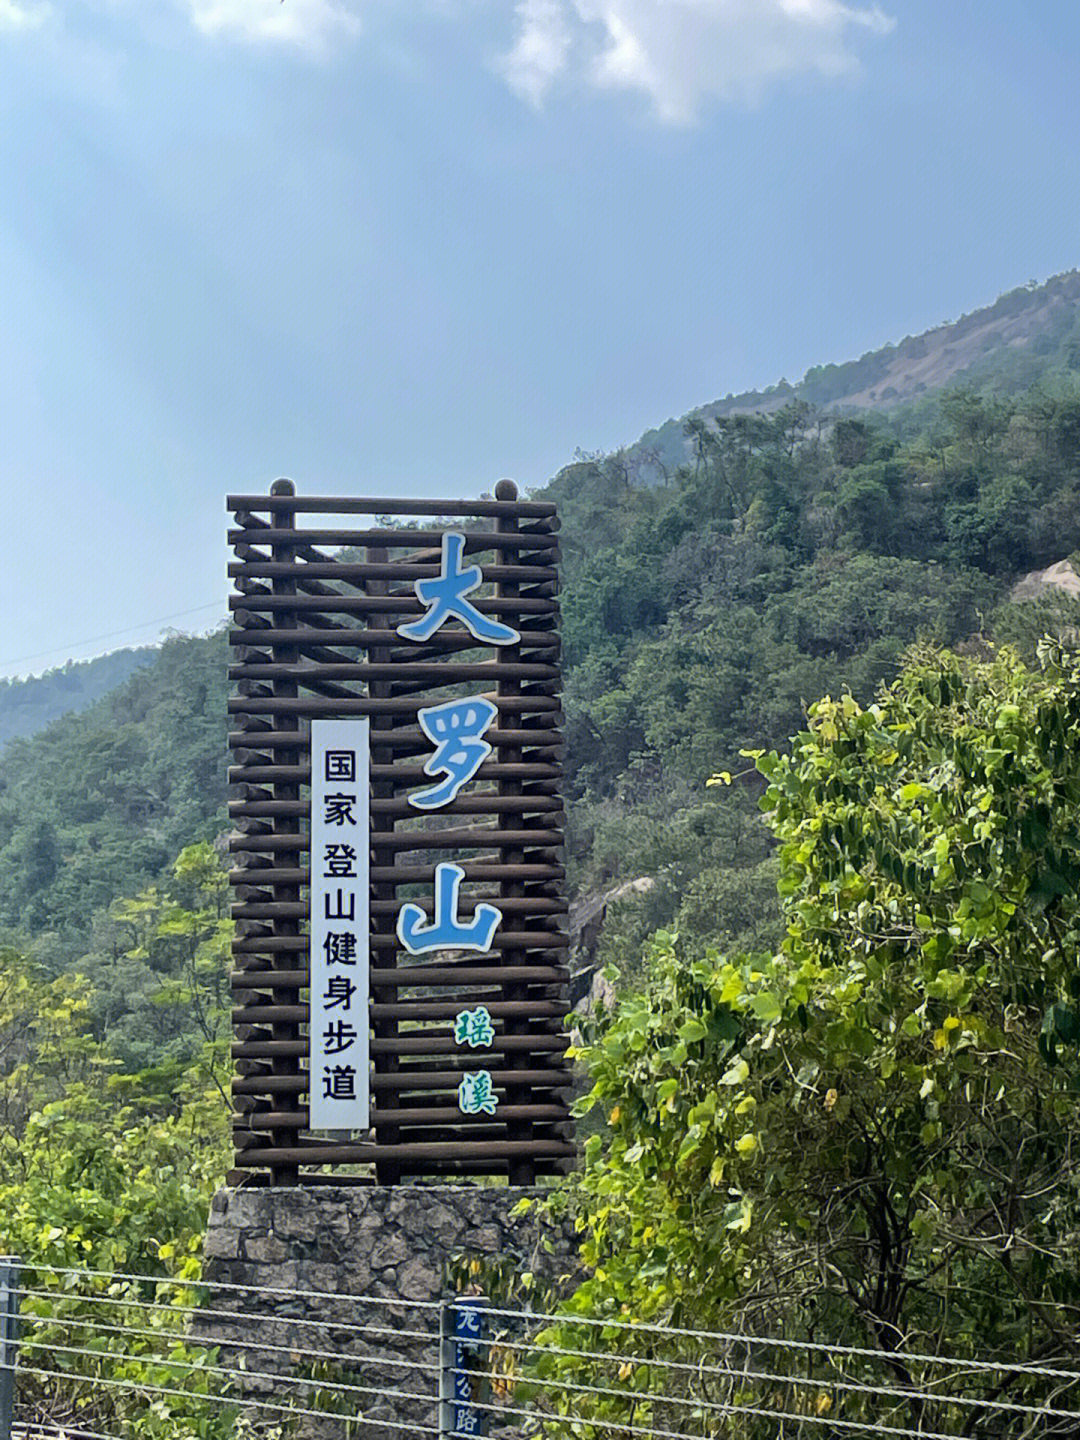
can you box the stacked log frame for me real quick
[226,488,574,1186]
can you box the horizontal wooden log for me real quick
[229,526,557,551]
[229,625,559,652]
[230,861,563,885]
[231,668,561,696]
[234,777,560,801]
[233,1033,568,1059]
[232,893,567,919]
[230,795,563,822]
[230,593,558,616]
[230,830,563,857]
[229,560,558,583]
[232,998,566,1024]
[223,1166,565,1184]
[229,696,562,717]
[233,1103,568,1129]
[230,668,567,696]
[228,494,557,519]
[232,930,568,953]
[232,964,568,989]
[229,767,561,791]
[233,1068,574,1095]
[231,729,563,756]
[229,1139,575,1166]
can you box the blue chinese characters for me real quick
[396,863,501,955]
[397,529,512,1118]
[409,696,498,811]
[397,532,520,646]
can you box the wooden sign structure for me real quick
[226,480,574,1186]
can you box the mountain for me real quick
[5,269,1080,972]
[0,632,228,940]
[625,270,1080,482]
[0,649,157,752]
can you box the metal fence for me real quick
[3,1259,1080,1438]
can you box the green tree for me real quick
[539,643,1080,1433]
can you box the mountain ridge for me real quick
[613,269,1080,484]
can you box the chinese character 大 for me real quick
[397,532,520,646]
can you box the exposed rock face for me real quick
[1011,557,1080,601]
[199,1185,579,1437]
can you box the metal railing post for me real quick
[0,1256,20,1440]
[439,1299,455,1440]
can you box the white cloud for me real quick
[500,0,896,123]
[181,0,361,51]
[0,0,51,30]
[501,0,572,107]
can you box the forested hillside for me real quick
[0,648,155,752]
[631,269,1080,482]
[3,281,1080,1430]
[4,281,1080,985]
[552,383,1080,977]
[0,633,228,944]
[5,384,1080,974]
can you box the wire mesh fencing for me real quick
[4,1260,1080,1438]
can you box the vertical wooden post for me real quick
[494,479,534,1185]
[368,546,401,1185]
[269,479,301,1187]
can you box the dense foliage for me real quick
[0,844,233,1435]
[555,381,1080,983]
[0,632,228,944]
[4,287,1080,1430]
[537,644,1080,1433]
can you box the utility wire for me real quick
[0,602,225,670]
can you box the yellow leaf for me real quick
[735,1133,758,1156]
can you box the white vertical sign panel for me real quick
[309,719,370,1131]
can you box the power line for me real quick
[0,602,225,670]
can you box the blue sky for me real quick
[1,0,1078,680]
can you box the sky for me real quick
[2,0,1079,681]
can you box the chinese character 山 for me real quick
[396,863,502,955]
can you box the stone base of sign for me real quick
[198,1186,581,1438]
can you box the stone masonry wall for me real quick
[198,1186,579,1437]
